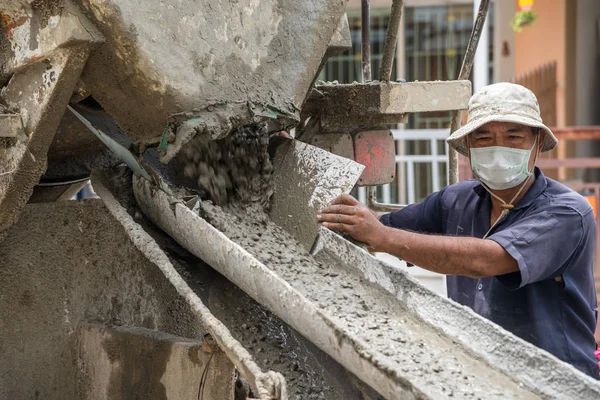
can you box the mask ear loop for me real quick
[480,133,540,239]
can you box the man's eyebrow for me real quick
[473,129,491,134]
[506,127,524,133]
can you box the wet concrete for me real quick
[73,0,348,148]
[178,124,274,211]
[152,123,535,397]
[198,201,540,399]
[131,197,373,400]
[92,165,372,399]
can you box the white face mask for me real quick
[470,137,537,190]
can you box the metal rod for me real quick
[361,0,380,209]
[361,0,371,82]
[448,0,491,185]
[369,199,409,212]
[379,0,404,82]
[362,0,406,212]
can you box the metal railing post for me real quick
[448,0,491,185]
[379,0,404,82]
[361,0,371,83]
[366,0,406,211]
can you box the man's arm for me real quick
[374,227,518,278]
[317,194,518,279]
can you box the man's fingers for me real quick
[320,204,359,215]
[331,193,359,206]
[317,213,356,225]
[322,221,350,233]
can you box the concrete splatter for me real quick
[179,124,274,215]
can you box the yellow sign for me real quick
[518,0,534,11]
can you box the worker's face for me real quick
[467,121,543,171]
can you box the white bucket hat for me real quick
[446,82,558,156]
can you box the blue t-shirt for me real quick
[380,168,599,378]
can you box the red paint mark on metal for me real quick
[353,130,395,186]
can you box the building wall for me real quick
[575,0,600,126]
[493,0,516,82]
[574,0,600,180]
[514,0,568,127]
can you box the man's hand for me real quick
[316,194,387,249]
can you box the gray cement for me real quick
[133,167,600,399]
[198,201,541,399]
[97,166,373,400]
[176,252,369,400]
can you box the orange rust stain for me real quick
[30,54,44,62]
[0,13,28,39]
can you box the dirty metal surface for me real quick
[0,0,104,84]
[309,132,354,160]
[78,325,236,400]
[0,200,209,400]
[44,103,127,182]
[268,137,364,250]
[0,45,94,238]
[0,114,24,138]
[325,13,352,56]
[130,174,600,399]
[353,129,396,186]
[304,80,471,128]
[71,0,349,150]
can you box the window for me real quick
[319,3,494,205]
[319,9,398,83]
[405,4,494,129]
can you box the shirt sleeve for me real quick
[487,205,591,289]
[379,187,446,234]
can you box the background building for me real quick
[321,0,600,295]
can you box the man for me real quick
[317,82,599,378]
